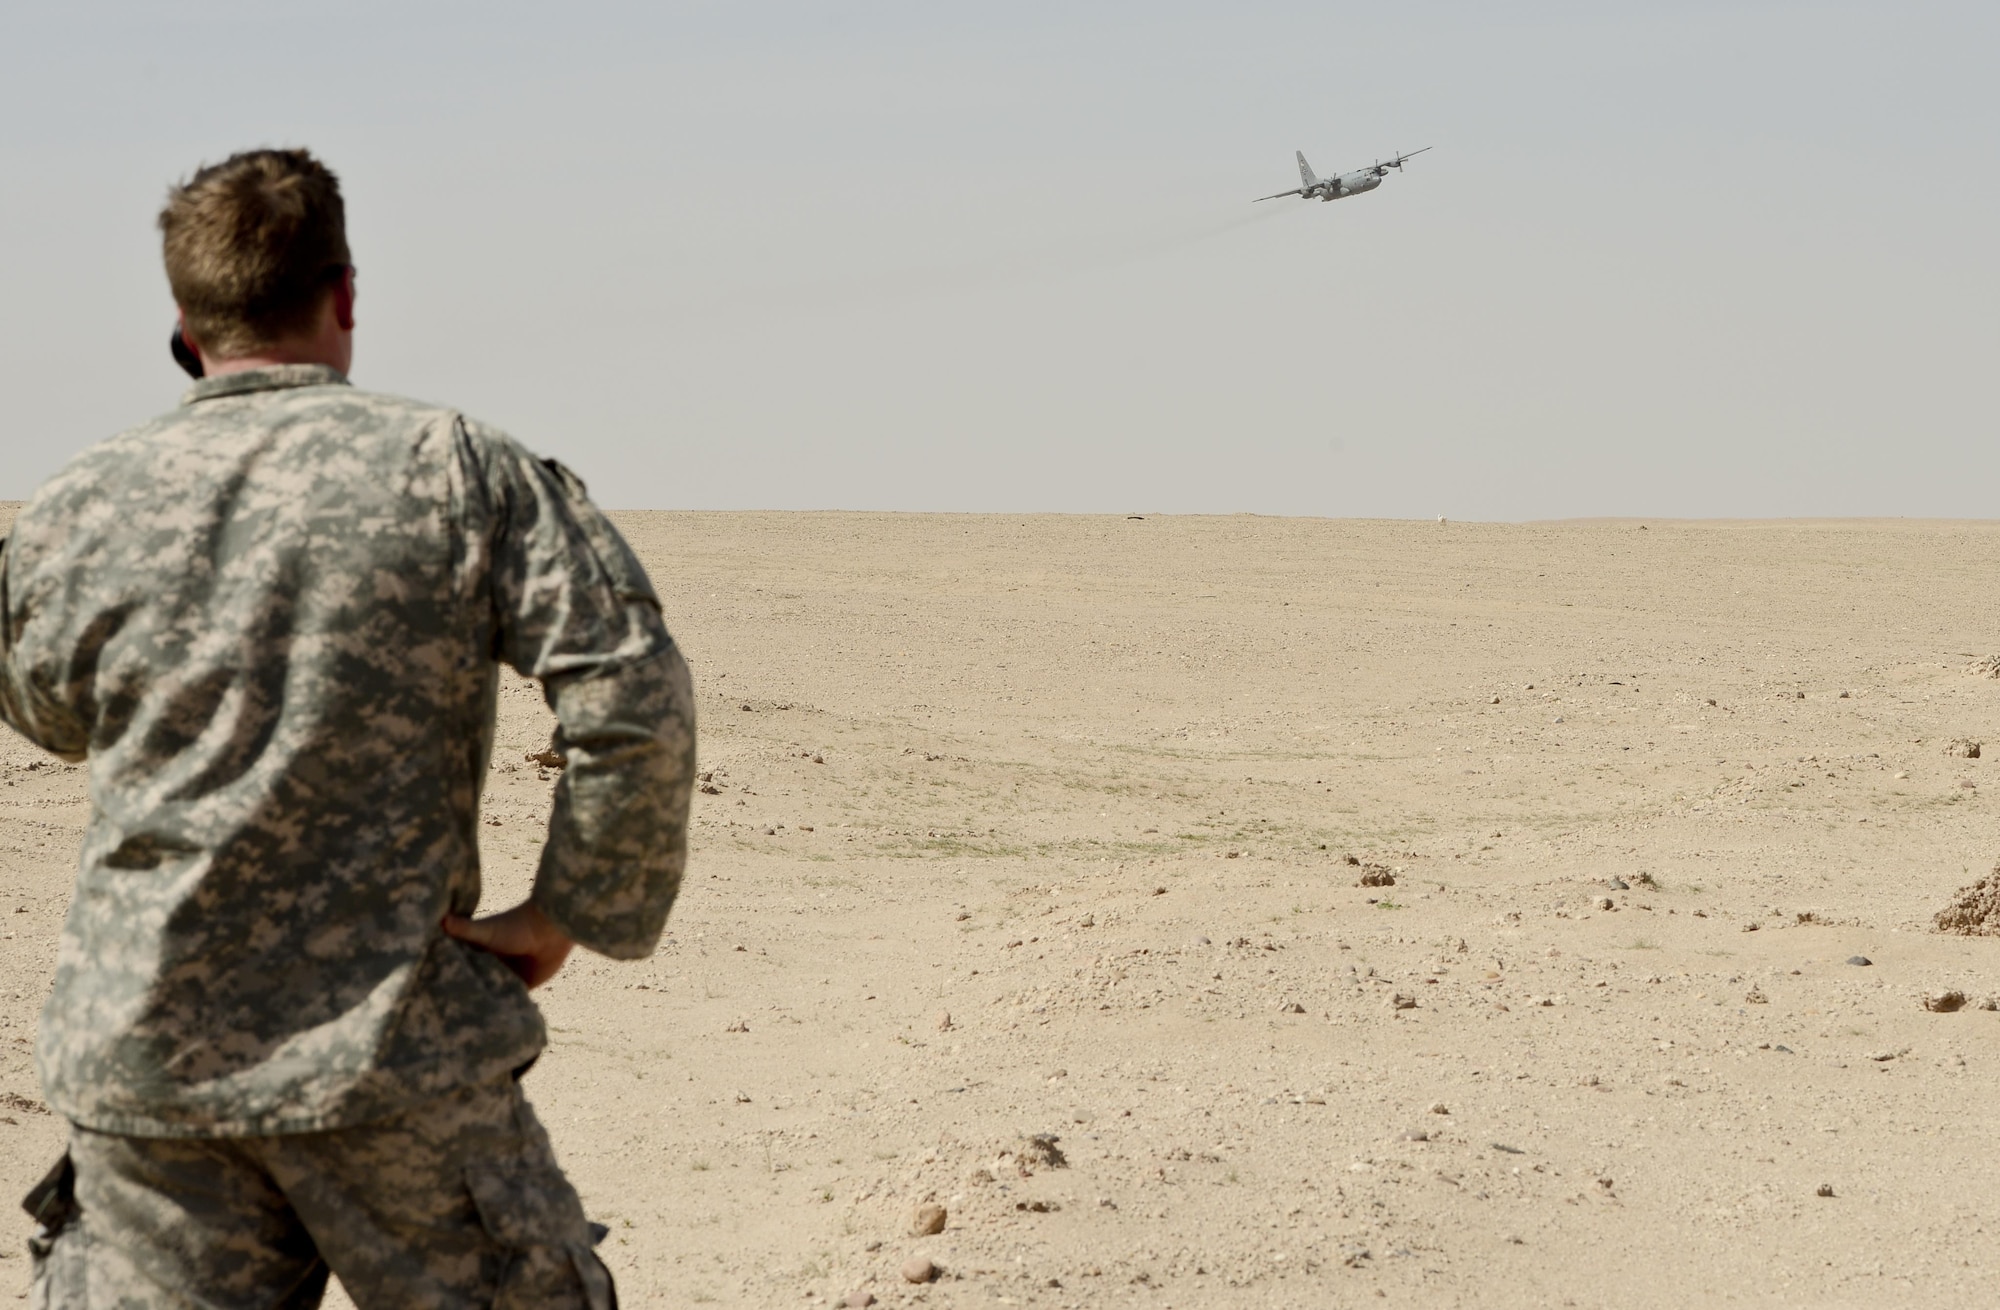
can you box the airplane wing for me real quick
[1254,188,1303,202]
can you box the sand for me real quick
[5,508,2000,1306]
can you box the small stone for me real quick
[1744,988,1768,1005]
[1390,992,1418,1011]
[844,1293,875,1309]
[1192,933,1210,945]
[910,1202,947,1236]
[1846,956,1872,966]
[1279,1001,1306,1014]
[1816,1184,1835,1198]
[1358,866,1396,888]
[1608,877,1629,891]
[935,1010,952,1031]
[1924,989,1968,1013]
[1595,897,1615,911]
[901,1257,937,1284]
[1741,922,1760,933]
[1429,1102,1449,1115]
[1399,1128,1430,1142]
[1946,739,1982,759]
[863,1241,883,1253]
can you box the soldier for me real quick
[0,148,695,1306]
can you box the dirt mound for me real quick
[1933,868,2000,935]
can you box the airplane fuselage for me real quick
[1314,170,1383,201]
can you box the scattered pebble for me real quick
[1846,956,1872,967]
[911,1203,947,1236]
[844,1292,875,1309]
[935,1010,952,1032]
[1390,993,1418,1010]
[1924,989,1968,1013]
[1428,1102,1450,1115]
[901,1258,937,1284]
[1816,1184,1835,1198]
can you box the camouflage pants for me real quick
[23,1075,616,1309]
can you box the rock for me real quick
[1390,992,1418,1010]
[1934,868,2000,936]
[935,1010,952,1031]
[844,1293,876,1309]
[1816,1184,1835,1198]
[1428,1102,1450,1115]
[901,1258,937,1284]
[1279,1001,1306,1014]
[725,1019,749,1033]
[1022,1134,1068,1168]
[1398,1128,1430,1142]
[1357,866,1396,888]
[1595,897,1615,911]
[1846,955,1872,966]
[1924,989,1968,1013]
[1946,739,1982,759]
[1607,877,1629,891]
[910,1203,947,1236]
[1745,987,1768,1005]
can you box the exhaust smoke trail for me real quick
[698,201,1307,315]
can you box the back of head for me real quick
[160,148,349,359]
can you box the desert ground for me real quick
[6,508,2000,1308]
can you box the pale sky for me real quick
[2,2,1994,518]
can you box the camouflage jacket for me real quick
[0,365,695,1138]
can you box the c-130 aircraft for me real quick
[1255,147,1430,203]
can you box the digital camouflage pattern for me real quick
[0,364,695,1138]
[28,1072,615,1308]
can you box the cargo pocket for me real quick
[465,1164,617,1310]
[21,1151,85,1310]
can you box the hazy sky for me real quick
[2,2,1994,518]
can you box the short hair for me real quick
[159,148,350,358]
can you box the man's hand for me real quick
[442,902,574,989]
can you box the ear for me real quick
[332,267,356,332]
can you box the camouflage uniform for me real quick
[0,365,696,1304]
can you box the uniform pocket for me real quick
[465,1164,616,1310]
[22,1151,85,1310]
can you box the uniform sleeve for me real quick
[462,423,697,960]
[0,533,91,762]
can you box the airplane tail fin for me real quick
[1296,151,1319,189]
